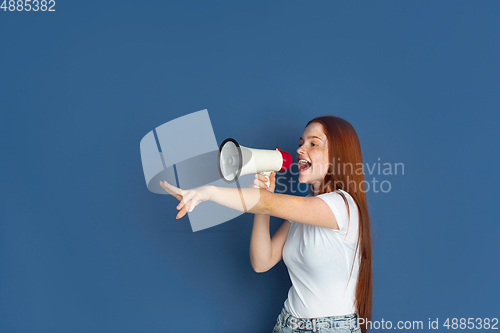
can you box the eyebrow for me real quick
[299,135,323,141]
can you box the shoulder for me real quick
[317,189,356,208]
[315,189,358,235]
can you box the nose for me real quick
[296,144,305,156]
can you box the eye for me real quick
[311,143,316,146]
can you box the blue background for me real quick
[1,1,499,332]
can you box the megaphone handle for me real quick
[260,171,272,188]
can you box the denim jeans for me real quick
[272,306,361,333]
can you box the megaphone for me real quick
[218,138,293,187]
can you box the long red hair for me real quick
[306,115,373,333]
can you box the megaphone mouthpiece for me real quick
[276,147,293,172]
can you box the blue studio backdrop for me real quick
[1,1,499,332]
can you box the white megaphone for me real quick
[218,138,293,187]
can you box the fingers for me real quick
[189,198,200,213]
[160,182,205,219]
[176,205,188,219]
[256,173,268,183]
[253,172,277,193]
[175,198,193,219]
[253,174,269,190]
[176,190,196,212]
[180,190,196,208]
[160,180,180,194]
[252,177,268,189]
[159,181,184,201]
[176,199,199,218]
[159,181,190,219]
[251,173,277,192]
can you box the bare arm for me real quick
[248,173,291,273]
[209,187,338,230]
[160,175,339,229]
[263,192,339,229]
[250,217,291,273]
[209,185,267,214]
[249,213,271,272]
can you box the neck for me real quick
[311,181,321,196]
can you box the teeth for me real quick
[298,160,311,170]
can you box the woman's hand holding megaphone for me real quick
[250,172,276,193]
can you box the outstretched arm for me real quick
[160,181,339,229]
[159,181,268,218]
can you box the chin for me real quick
[298,175,309,183]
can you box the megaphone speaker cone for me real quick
[218,138,242,183]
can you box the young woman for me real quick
[160,115,373,333]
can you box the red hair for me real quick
[306,115,373,333]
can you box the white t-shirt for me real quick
[282,189,360,318]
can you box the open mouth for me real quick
[298,159,311,172]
